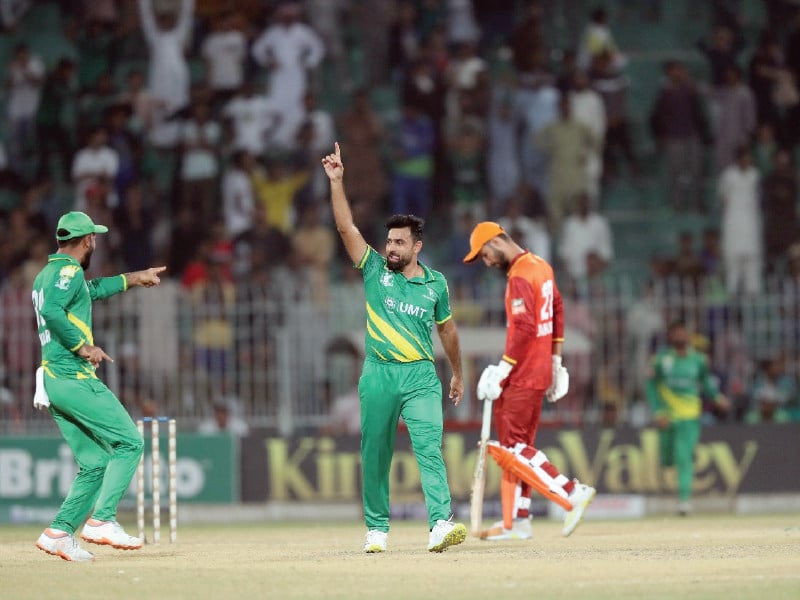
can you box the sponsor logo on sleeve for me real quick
[511,298,526,315]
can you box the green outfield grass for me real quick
[1,514,799,600]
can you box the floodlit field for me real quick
[2,514,799,600]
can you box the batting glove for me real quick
[546,355,569,403]
[477,360,513,401]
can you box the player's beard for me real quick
[387,251,412,272]
[80,246,94,270]
[487,247,510,272]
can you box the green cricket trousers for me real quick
[45,376,143,534]
[659,418,701,502]
[359,359,452,531]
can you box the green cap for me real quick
[55,211,109,241]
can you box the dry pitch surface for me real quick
[1,514,799,600]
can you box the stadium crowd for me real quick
[0,0,799,427]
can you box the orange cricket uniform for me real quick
[501,251,564,391]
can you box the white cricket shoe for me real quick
[81,519,142,550]
[427,519,467,552]
[562,481,596,537]
[36,528,94,562]
[677,500,692,516]
[481,517,533,541]
[364,529,387,553]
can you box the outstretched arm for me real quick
[321,142,368,265]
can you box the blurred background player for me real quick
[646,319,731,515]
[464,221,596,540]
[321,143,467,554]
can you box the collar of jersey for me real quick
[48,253,80,265]
[386,261,435,283]
[506,251,530,276]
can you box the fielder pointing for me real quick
[33,211,166,561]
[322,143,468,553]
[464,222,596,540]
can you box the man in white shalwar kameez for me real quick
[251,3,325,150]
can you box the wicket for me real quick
[136,417,177,544]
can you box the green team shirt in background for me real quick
[357,247,452,363]
[646,348,719,420]
[32,254,127,379]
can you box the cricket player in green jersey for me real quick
[646,320,729,515]
[322,143,468,553]
[32,211,166,562]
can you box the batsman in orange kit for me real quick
[464,222,596,540]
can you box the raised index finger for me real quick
[153,266,167,274]
[334,142,340,157]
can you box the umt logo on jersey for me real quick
[384,297,428,318]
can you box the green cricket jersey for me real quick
[32,254,127,379]
[356,247,452,363]
[646,348,719,420]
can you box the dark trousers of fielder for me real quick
[359,359,452,532]
[45,376,144,534]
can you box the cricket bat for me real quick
[469,398,493,537]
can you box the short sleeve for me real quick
[434,280,452,324]
[356,246,384,280]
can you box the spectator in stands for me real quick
[589,50,638,184]
[198,400,250,437]
[306,0,350,89]
[388,1,422,80]
[784,9,800,147]
[514,47,559,199]
[447,119,486,219]
[251,154,309,233]
[509,0,545,74]
[752,122,778,174]
[337,89,387,215]
[699,227,723,280]
[650,60,709,213]
[71,12,119,93]
[105,103,139,198]
[170,204,206,279]
[4,43,44,176]
[718,145,762,296]
[235,203,293,275]
[672,231,705,284]
[697,22,743,88]
[222,80,281,157]
[390,102,435,218]
[221,149,256,241]
[748,31,792,134]
[558,191,613,284]
[763,148,799,271]
[402,58,447,133]
[291,202,336,310]
[745,353,796,424]
[712,65,756,174]
[71,126,119,212]
[570,70,606,201]
[117,69,164,137]
[486,87,519,212]
[537,96,596,235]
[138,0,194,118]
[36,57,78,182]
[114,182,155,272]
[625,280,665,403]
[178,99,221,220]
[251,2,325,149]
[78,71,120,138]
[201,9,248,108]
[577,7,626,71]
[301,91,336,203]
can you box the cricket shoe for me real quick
[562,481,596,537]
[81,519,142,550]
[677,500,693,516]
[480,517,533,541]
[427,519,467,553]
[36,528,95,562]
[364,529,387,553]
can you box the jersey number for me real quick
[32,288,46,327]
[540,279,554,320]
